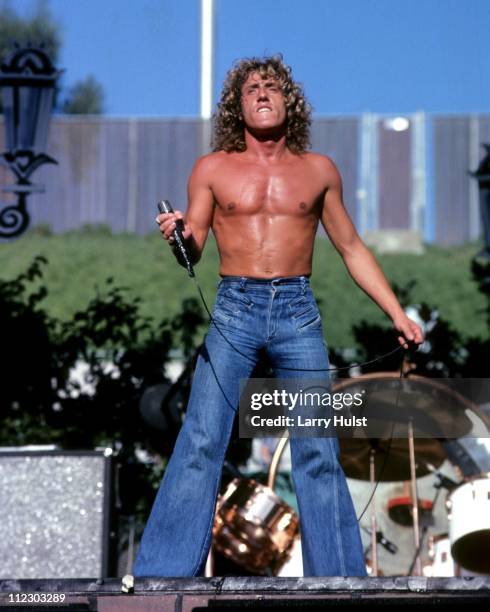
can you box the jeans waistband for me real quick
[219,275,309,287]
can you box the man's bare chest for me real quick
[211,165,325,216]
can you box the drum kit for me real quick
[209,372,490,577]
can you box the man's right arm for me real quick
[157,155,216,266]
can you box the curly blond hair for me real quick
[212,55,312,155]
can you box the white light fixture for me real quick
[383,117,410,132]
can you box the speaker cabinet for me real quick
[0,448,113,579]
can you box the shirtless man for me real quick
[133,56,424,578]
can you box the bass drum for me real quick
[446,474,490,574]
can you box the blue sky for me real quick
[11,0,490,116]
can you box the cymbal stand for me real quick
[369,448,378,576]
[408,418,422,575]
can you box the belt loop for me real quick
[239,277,246,292]
[301,276,306,294]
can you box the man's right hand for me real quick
[156,210,193,245]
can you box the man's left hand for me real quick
[393,315,425,349]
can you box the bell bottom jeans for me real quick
[133,276,367,577]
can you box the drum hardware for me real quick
[422,532,463,577]
[387,481,435,528]
[421,461,461,492]
[365,556,385,577]
[387,497,434,528]
[406,419,422,574]
[209,373,488,577]
[362,525,394,577]
[334,372,488,575]
[267,436,288,490]
[403,468,446,576]
[369,449,379,576]
[361,526,398,555]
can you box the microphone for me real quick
[157,200,195,277]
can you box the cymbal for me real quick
[332,372,483,481]
[333,373,476,439]
[338,437,447,481]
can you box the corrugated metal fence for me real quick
[1,114,489,244]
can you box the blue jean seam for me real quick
[330,439,347,575]
[189,408,236,577]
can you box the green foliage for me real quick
[61,74,105,115]
[1,250,487,528]
[0,255,209,519]
[0,255,205,451]
[0,1,105,115]
[0,0,61,66]
[0,228,486,349]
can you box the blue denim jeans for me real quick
[133,276,367,577]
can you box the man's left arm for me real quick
[319,156,424,348]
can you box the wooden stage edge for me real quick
[1,577,490,610]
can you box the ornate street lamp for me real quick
[469,144,490,260]
[469,144,490,289]
[0,46,61,238]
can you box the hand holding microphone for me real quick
[156,200,195,277]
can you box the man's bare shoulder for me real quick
[192,150,233,174]
[303,152,339,173]
[302,152,341,187]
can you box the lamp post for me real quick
[469,144,490,290]
[0,46,61,238]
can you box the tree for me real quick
[0,0,61,65]
[0,0,105,115]
[61,75,104,115]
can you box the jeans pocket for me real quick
[288,295,307,310]
[290,295,322,332]
[223,288,254,308]
[211,306,231,325]
[296,308,322,331]
[213,288,253,325]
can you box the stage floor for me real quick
[1,576,490,610]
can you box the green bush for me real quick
[0,227,486,348]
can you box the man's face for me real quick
[240,72,287,132]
